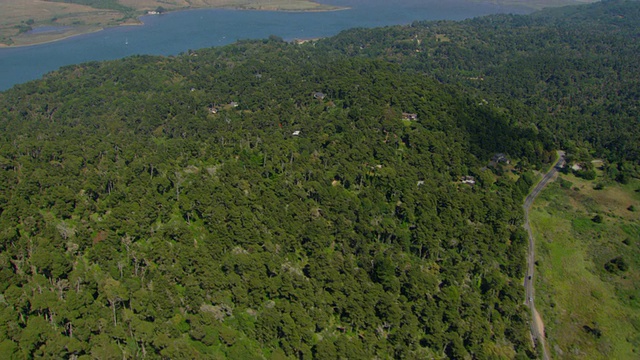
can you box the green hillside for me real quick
[0,0,638,359]
[319,0,640,167]
[0,44,543,358]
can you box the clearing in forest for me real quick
[530,165,640,359]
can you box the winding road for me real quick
[523,151,565,360]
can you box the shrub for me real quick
[577,169,597,180]
[604,257,628,273]
[559,177,573,189]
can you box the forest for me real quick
[319,0,639,175]
[0,0,637,359]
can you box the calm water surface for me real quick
[0,0,529,91]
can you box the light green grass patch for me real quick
[531,176,640,359]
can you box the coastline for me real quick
[0,4,349,49]
[0,27,109,49]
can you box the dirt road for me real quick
[523,151,565,360]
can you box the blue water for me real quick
[0,0,529,91]
[26,26,73,35]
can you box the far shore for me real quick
[0,27,109,49]
[0,4,349,49]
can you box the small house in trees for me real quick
[209,107,218,114]
[491,153,510,165]
[292,130,301,136]
[229,101,239,108]
[461,176,476,185]
[313,92,326,100]
[402,112,418,121]
[417,180,425,186]
[294,39,315,45]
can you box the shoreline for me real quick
[0,27,109,49]
[0,5,349,49]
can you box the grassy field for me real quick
[0,0,124,46]
[0,0,343,47]
[530,164,640,359]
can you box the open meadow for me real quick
[530,164,640,359]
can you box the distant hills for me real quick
[471,0,599,10]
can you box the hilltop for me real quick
[0,33,545,360]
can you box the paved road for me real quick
[523,151,565,360]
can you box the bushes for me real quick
[558,177,573,189]
[577,169,597,180]
[604,256,629,274]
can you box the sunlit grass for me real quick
[530,173,640,359]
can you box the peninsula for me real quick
[0,0,345,47]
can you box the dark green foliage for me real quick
[577,169,597,180]
[2,0,638,358]
[559,177,573,189]
[0,42,535,358]
[583,324,602,338]
[318,0,640,169]
[604,256,629,273]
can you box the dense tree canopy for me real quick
[0,0,637,358]
[319,0,640,172]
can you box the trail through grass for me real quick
[530,171,640,359]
